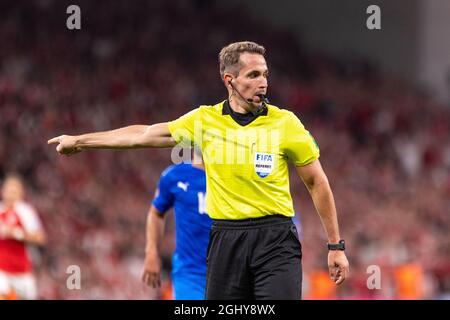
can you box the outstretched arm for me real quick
[47,122,175,155]
[296,159,350,285]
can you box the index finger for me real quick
[47,137,60,145]
[142,271,149,285]
[335,272,345,285]
[335,266,349,285]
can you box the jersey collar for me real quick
[222,100,268,126]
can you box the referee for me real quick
[48,41,349,300]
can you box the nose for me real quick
[259,76,268,89]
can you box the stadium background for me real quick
[0,0,449,299]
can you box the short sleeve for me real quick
[168,108,201,146]
[15,202,43,233]
[152,168,175,214]
[284,112,320,166]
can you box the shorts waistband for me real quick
[212,214,293,229]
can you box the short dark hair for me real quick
[219,41,266,79]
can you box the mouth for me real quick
[254,93,267,103]
[253,93,265,101]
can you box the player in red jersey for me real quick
[0,174,46,300]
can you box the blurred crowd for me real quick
[0,0,449,299]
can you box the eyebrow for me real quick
[246,69,269,76]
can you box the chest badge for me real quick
[254,152,274,178]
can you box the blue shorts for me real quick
[172,274,206,300]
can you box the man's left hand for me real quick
[328,250,349,284]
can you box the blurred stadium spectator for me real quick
[0,174,46,299]
[0,0,449,299]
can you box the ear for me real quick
[223,74,233,88]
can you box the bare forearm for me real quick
[76,125,150,149]
[145,209,165,256]
[24,232,46,246]
[307,179,341,243]
[48,122,175,155]
[3,228,46,246]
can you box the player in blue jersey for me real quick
[141,154,211,300]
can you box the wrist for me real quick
[74,135,84,148]
[145,248,159,257]
[327,239,345,251]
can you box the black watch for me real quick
[327,239,345,251]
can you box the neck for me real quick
[229,95,260,114]
[3,200,16,209]
[192,162,204,170]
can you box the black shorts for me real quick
[205,214,302,300]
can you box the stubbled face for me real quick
[229,52,268,107]
[1,177,24,204]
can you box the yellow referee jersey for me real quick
[168,100,320,220]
